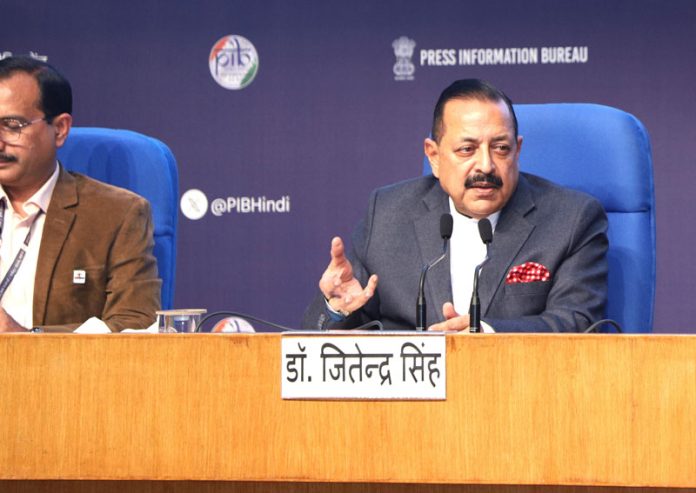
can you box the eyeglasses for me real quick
[0,117,47,143]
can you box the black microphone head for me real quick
[440,213,453,240]
[478,218,493,244]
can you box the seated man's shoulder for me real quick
[373,175,439,203]
[70,172,149,210]
[522,172,603,210]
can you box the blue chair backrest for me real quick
[423,103,655,332]
[57,127,179,309]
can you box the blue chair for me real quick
[58,128,179,309]
[423,103,655,332]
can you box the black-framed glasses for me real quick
[0,117,47,143]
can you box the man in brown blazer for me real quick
[0,56,160,332]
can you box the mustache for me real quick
[465,173,503,188]
[0,153,17,163]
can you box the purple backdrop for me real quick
[5,0,695,332]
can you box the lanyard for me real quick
[0,198,43,302]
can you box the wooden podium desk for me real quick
[1,333,695,493]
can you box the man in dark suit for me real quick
[303,79,607,332]
[0,56,160,332]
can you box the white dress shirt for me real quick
[448,197,499,331]
[0,164,59,328]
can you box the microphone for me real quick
[469,218,493,333]
[416,213,453,331]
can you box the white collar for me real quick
[448,197,501,233]
[0,162,60,216]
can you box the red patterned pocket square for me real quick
[506,261,551,284]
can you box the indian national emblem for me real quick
[392,36,416,81]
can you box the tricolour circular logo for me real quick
[212,317,255,333]
[209,35,259,90]
[180,189,208,220]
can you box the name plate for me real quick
[281,332,446,400]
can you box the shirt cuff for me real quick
[481,320,496,333]
[324,298,347,322]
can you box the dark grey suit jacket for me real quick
[303,173,608,332]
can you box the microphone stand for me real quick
[469,249,490,333]
[416,248,447,331]
[469,218,493,333]
[417,214,453,331]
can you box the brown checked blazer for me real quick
[32,166,161,332]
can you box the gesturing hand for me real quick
[319,237,378,317]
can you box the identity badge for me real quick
[73,270,86,284]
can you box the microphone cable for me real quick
[583,319,623,333]
[195,311,384,333]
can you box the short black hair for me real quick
[0,55,72,121]
[431,79,517,142]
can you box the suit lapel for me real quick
[479,175,536,314]
[33,167,78,325]
[412,183,451,324]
